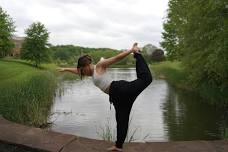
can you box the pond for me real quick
[49,68,228,142]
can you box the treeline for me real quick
[49,44,166,67]
[49,45,135,67]
[161,0,228,102]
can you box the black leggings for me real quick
[109,53,153,148]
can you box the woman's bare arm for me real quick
[98,43,138,68]
[97,49,134,68]
[57,67,78,74]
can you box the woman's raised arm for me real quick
[98,43,137,68]
[57,67,78,74]
[97,49,134,68]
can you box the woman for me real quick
[57,43,153,151]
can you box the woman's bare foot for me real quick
[131,42,138,51]
[106,145,123,151]
[131,42,141,54]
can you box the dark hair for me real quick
[77,54,92,79]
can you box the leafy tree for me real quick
[161,0,228,101]
[160,0,188,60]
[160,19,179,60]
[0,7,15,57]
[21,22,50,67]
[182,0,228,90]
[142,44,157,55]
[151,49,165,62]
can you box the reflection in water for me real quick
[50,68,228,142]
[163,85,228,140]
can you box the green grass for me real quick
[0,59,59,127]
[225,128,228,139]
[96,113,150,142]
[150,61,189,90]
[150,61,228,105]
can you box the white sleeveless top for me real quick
[92,65,112,94]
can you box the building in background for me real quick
[10,35,25,57]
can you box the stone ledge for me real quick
[0,116,228,152]
[0,116,76,152]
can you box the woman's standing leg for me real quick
[114,100,133,149]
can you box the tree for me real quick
[21,22,50,67]
[160,0,188,61]
[161,0,228,96]
[0,7,15,57]
[151,49,165,62]
[160,19,179,60]
[181,0,228,90]
[142,44,158,56]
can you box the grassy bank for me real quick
[150,61,228,105]
[0,58,132,127]
[0,59,59,127]
[150,61,188,89]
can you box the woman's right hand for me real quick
[57,68,65,72]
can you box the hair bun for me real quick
[77,54,92,68]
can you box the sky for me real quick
[0,0,168,49]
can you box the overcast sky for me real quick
[0,0,168,49]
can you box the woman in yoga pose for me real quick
[58,43,153,151]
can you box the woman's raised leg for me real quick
[125,52,153,98]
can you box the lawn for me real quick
[0,59,58,127]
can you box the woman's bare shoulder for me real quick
[96,58,105,67]
[95,61,107,74]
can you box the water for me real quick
[49,68,228,142]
